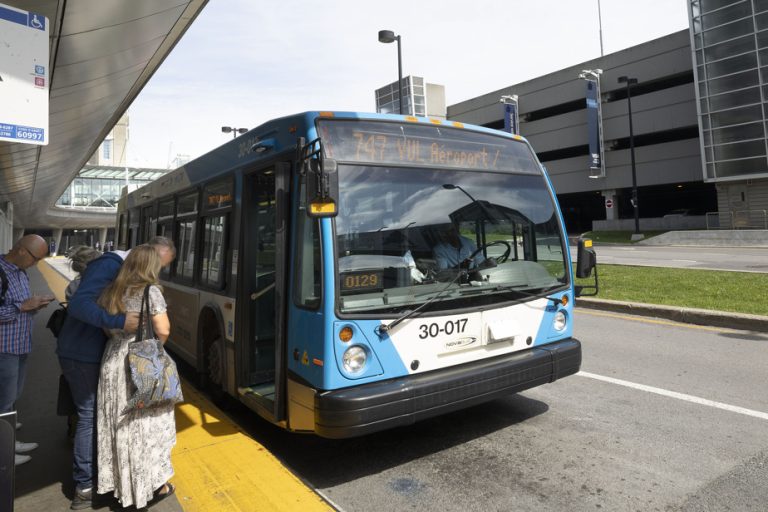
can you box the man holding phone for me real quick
[0,234,54,466]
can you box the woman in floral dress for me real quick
[96,245,176,509]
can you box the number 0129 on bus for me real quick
[116,111,598,439]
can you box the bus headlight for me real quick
[342,345,367,373]
[553,311,567,331]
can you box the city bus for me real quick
[116,111,598,438]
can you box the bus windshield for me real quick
[335,165,568,315]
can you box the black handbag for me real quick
[46,303,68,337]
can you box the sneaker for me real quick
[70,487,92,510]
[14,454,31,466]
[15,441,38,453]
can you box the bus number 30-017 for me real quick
[418,319,469,339]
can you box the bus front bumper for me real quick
[314,337,581,439]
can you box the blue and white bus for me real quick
[116,111,597,438]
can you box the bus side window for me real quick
[176,219,197,280]
[294,180,321,309]
[175,191,199,281]
[201,214,227,288]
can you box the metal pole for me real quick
[396,35,404,115]
[626,81,639,234]
[597,0,604,57]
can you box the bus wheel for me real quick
[205,336,226,405]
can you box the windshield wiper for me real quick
[375,270,467,336]
[489,284,567,305]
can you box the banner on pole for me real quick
[503,101,518,135]
[586,79,601,172]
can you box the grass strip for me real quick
[575,264,768,317]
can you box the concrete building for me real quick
[448,30,713,233]
[375,76,446,118]
[86,113,129,166]
[448,14,768,233]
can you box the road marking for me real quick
[671,259,697,263]
[577,309,744,334]
[577,371,768,421]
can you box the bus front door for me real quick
[240,164,288,420]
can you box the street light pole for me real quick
[618,76,641,237]
[442,183,476,203]
[221,126,248,139]
[378,30,404,115]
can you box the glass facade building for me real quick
[689,0,768,181]
[375,76,427,116]
[56,166,169,209]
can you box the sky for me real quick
[125,0,690,169]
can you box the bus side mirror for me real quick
[576,238,596,278]
[575,238,598,297]
[305,158,339,218]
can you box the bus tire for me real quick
[204,336,227,407]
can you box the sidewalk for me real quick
[12,259,332,512]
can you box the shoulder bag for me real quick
[123,284,183,414]
[46,302,67,337]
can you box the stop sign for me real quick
[605,199,614,208]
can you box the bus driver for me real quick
[432,223,494,271]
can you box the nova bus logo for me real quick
[444,337,477,352]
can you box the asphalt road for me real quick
[227,309,768,512]
[586,245,768,273]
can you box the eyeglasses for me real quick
[23,247,45,262]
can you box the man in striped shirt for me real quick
[0,234,55,466]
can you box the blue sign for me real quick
[0,5,44,30]
[585,80,602,170]
[0,123,45,142]
[503,102,519,135]
[28,13,45,30]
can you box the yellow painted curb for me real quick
[38,258,69,302]
[172,383,332,512]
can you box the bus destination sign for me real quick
[318,119,540,174]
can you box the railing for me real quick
[706,210,767,229]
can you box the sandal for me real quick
[152,482,175,503]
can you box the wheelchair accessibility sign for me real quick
[0,2,49,145]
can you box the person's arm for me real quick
[152,312,171,343]
[0,301,21,323]
[67,256,126,329]
[148,285,170,342]
[462,237,485,267]
[433,243,452,270]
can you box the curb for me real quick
[576,297,768,333]
[43,257,77,281]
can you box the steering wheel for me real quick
[466,240,512,266]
